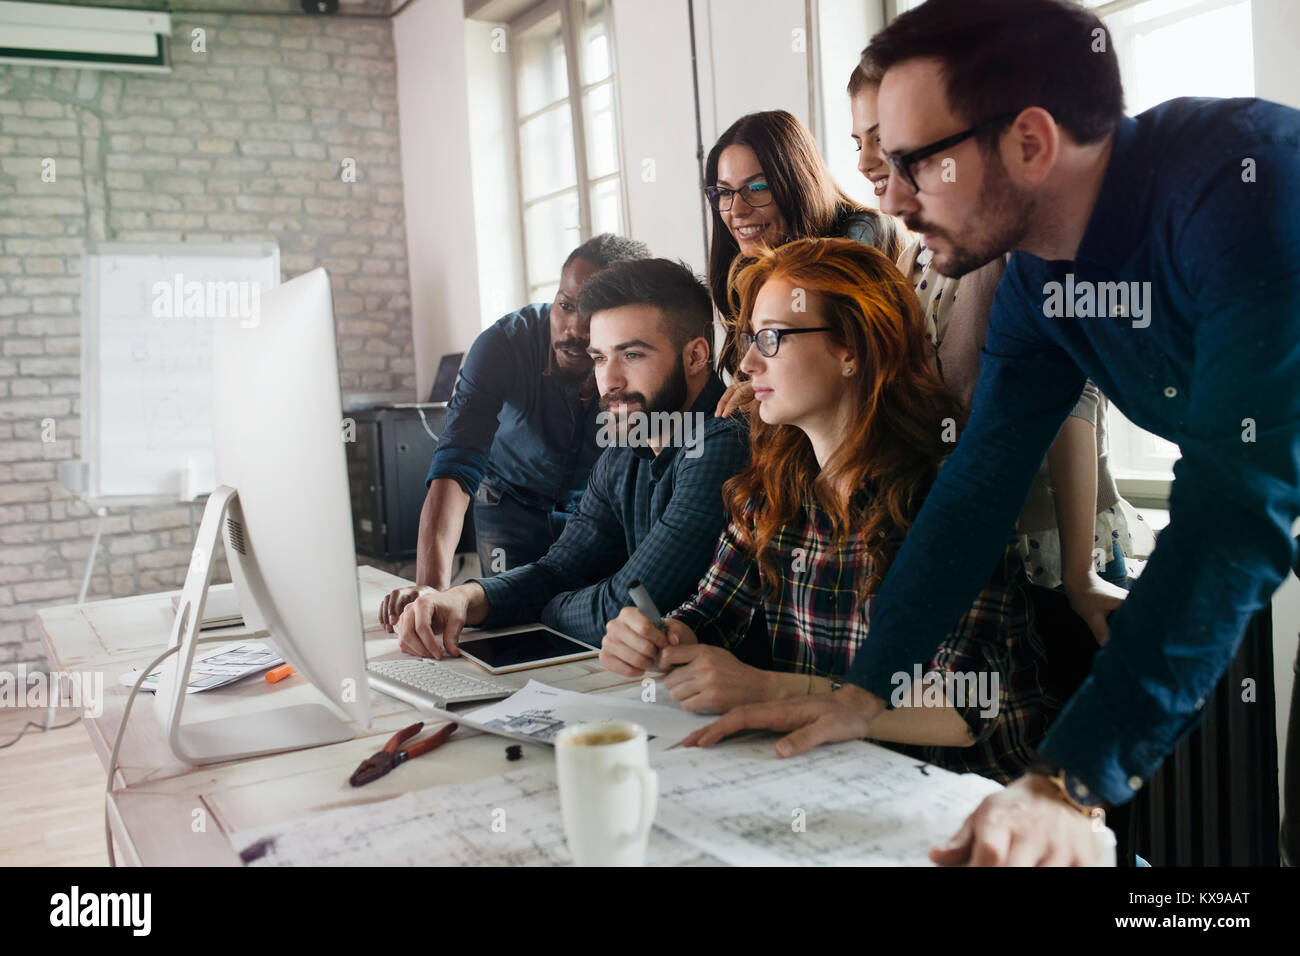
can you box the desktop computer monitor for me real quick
[154,267,371,763]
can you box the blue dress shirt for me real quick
[425,304,602,514]
[848,97,1300,806]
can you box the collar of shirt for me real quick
[1073,114,1155,272]
[634,373,728,480]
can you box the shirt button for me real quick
[1195,697,1206,710]
[1163,386,1177,398]
[1128,775,1144,791]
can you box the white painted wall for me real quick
[609,0,707,269]
[394,0,483,399]
[1251,0,1300,817]
[814,0,883,210]
[691,0,812,148]
[609,0,838,273]
[465,19,526,328]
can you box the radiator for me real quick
[1129,606,1280,866]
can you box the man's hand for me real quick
[380,585,425,633]
[599,607,695,677]
[713,380,756,419]
[660,644,778,713]
[930,773,1113,867]
[394,586,473,659]
[1064,570,1128,645]
[680,683,886,757]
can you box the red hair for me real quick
[724,237,964,599]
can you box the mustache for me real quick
[554,339,589,354]
[599,391,646,411]
[904,217,943,238]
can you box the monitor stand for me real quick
[152,485,354,765]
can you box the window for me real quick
[1089,0,1254,501]
[512,0,626,303]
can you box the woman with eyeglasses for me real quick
[846,59,1154,697]
[703,110,905,375]
[600,237,1059,783]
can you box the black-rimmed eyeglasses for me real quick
[704,180,775,212]
[883,111,1019,193]
[738,327,834,358]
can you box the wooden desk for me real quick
[37,566,635,866]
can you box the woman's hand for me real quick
[714,380,756,419]
[1063,570,1129,645]
[659,644,777,713]
[600,609,697,677]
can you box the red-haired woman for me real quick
[601,237,1058,782]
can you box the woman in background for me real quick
[703,109,905,374]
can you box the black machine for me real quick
[346,355,471,563]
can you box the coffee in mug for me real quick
[555,720,657,866]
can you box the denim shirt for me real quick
[475,375,751,645]
[425,304,602,514]
[847,97,1300,805]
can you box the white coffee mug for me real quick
[555,720,658,866]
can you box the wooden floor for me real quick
[0,706,109,867]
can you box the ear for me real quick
[684,336,711,374]
[1003,106,1059,187]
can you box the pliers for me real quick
[349,720,458,787]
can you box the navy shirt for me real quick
[849,97,1300,806]
[475,375,750,646]
[426,304,603,514]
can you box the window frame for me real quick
[508,0,629,301]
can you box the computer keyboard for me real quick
[366,658,516,708]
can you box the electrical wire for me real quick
[414,406,440,443]
[104,635,233,867]
[0,715,81,749]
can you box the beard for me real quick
[906,150,1034,279]
[550,339,593,385]
[599,353,689,420]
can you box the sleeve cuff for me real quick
[1034,668,1206,806]
[472,574,514,627]
[427,447,487,494]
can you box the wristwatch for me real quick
[1028,759,1107,818]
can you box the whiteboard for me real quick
[81,242,280,502]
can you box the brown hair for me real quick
[861,0,1124,147]
[704,110,904,373]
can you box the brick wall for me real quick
[0,5,415,669]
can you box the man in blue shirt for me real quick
[392,258,749,654]
[379,234,649,631]
[685,0,1300,866]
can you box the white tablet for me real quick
[457,625,599,674]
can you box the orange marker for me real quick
[265,664,296,684]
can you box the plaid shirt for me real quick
[667,493,1061,783]
[476,375,750,646]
